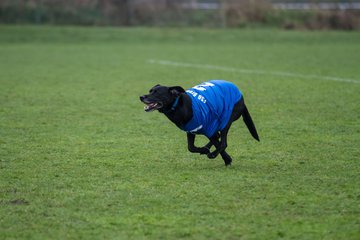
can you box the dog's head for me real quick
[140,84,185,112]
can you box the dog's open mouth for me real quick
[143,102,162,112]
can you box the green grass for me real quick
[0,25,359,239]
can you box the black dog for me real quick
[140,80,259,166]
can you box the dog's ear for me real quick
[149,84,161,93]
[169,86,185,96]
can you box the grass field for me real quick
[0,25,359,239]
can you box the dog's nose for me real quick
[140,96,145,101]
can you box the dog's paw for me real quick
[225,161,232,166]
[207,152,217,159]
[199,147,210,155]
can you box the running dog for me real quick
[140,80,259,166]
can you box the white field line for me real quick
[148,59,360,84]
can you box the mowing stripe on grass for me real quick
[148,59,360,84]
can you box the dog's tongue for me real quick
[144,103,158,112]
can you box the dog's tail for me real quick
[242,104,260,141]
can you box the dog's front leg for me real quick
[207,126,230,159]
[207,136,232,165]
[187,133,210,155]
[201,137,232,165]
[200,132,219,152]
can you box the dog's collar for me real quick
[163,96,180,113]
[171,96,180,111]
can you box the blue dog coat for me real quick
[180,80,242,138]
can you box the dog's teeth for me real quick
[143,102,158,112]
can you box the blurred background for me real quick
[1,0,360,30]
